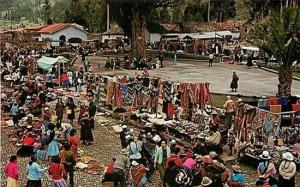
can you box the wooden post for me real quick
[156,78,162,118]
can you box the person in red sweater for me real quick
[166,147,183,167]
[102,158,116,183]
[4,155,19,187]
[48,156,68,187]
[17,133,35,157]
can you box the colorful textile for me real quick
[270,105,282,114]
[253,109,268,129]
[50,179,68,187]
[48,164,67,180]
[292,104,300,112]
[106,80,114,103]
[121,83,136,107]
[113,84,122,108]
[167,102,174,119]
[263,114,273,137]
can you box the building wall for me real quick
[39,27,87,46]
[101,34,124,43]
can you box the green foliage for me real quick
[64,0,107,32]
[160,8,171,23]
[251,8,300,66]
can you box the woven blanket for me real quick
[121,83,136,106]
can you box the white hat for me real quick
[170,140,176,144]
[282,152,294,161]
[238,98,243,102]
[132,161,139,166]
[129,128,134,133]
[122,125,127,129]
[259,151,271,160]
[152,135,161,142]
[201,177,213,186]
[232,165,241,173]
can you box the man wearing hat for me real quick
[256,151,277,186]
[113,149,130,187]
[278,152,296,186]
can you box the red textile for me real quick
[22,137,35,146]
[114,84,122,108]
[60,73,68,82]
[107,81,114,103]
[167,103,174,119]
[48,163,67,180]
[292,104,300,112]
[268,97,279,105]
[166,154,183,167]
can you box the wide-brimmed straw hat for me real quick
[259,151,271,160]
[282,152,294,161]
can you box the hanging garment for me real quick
[292,104,300,112]
[121,83,136,107]
[263,114,273,138]
[167,102,174,120]
[163,81,173,99]
[270,105,282,114]
[253,109,268,129]
[107,80,114,103]
[114,84,122,108]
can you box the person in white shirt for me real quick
[209,53,214,67]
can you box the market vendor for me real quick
[223,96,235,128]
[17,133,35,157]
[205,125,222,153]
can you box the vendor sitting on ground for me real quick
[17,132,35,157]
[205,125,222,153]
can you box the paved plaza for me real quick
[87,56,300,97]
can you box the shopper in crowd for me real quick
[154,141,171,179]
[26,156,48,187]
[66,97,76,125]
[113,149,130,187]
[68,129,80,157]
[4,155,19,187]
[80,112,94,145]
[60,143,76,187]
[48,156,68,187]
[230,72,239,92]
[256,151,277,186]
[130,160,149,187]
[228,165,245,187]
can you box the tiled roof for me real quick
[160,23,181,32]
[103,24,124,35]
[38,23,70,34]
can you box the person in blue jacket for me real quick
[26,156,48,187]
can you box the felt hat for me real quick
[282,152,294,161]
[201,177,213,186]
[259,151,271,160]
[232,165,241,173]
[125,135,132,140]
[211,110,218,115]
[170,139,176,144]
[122,125,127,129]
[195,155,203,162]
[120,149,128,155]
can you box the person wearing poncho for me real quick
[130,161,149,187]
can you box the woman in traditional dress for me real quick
[278,152,296,187]
[17,133,35,157]
[80,113,94,145]
[4,155,19,187]
[78,103,87,125]
[55,98,65,125]
[47,133,59,162]
[65,97,76,125]
[230,72,239,92]
[48,156,68,187]
[68,129,80,157]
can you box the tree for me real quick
[108,0,178,57]
[44,0,53,24]
[251,8,300,96]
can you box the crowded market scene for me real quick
[1,0,300,187]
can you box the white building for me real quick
[36,23,88,46]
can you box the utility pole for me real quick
[207,0,210,22]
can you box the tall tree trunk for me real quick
[286,0,289,7]
[207,0,210,22]
[131,6,146,58]
[278,65,293,96]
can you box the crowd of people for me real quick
[1,43,297,187]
